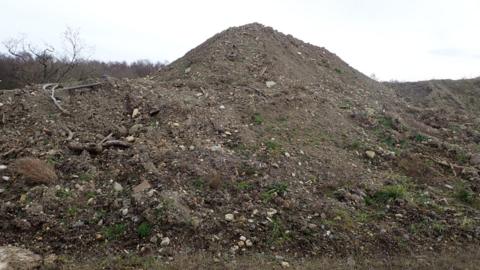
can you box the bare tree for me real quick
[2,27,85,85]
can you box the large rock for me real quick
[470,154,480,166]
[0,246,42,270]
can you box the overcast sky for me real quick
[1,0,479,81]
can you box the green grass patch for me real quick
[104,223,126,240]
[252,113,264,125]
[137,222,152,238]
[454,184,475,205]
[365,184,407,205]
[261,182,288,202]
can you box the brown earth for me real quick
[0,23,479,268]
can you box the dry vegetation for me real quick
[12,158,58,185]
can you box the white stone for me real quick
[2,176,10,181]
[161,237,170,246]
[0,165,7,171]
[132,108,140,118]
[113,182,123,192]
[239,236,247,241]
[219,105,225,110]
[266,81,277,88]
[267,208,278,217]
[225,213,234,221]
[126,136,135,142]
[245,239,253,247]
[281,261,290,268]
[365,150,376,159]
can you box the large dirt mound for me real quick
[0,23,479,267]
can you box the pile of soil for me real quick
[0,23,479,267]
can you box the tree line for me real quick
[0,28,165,89]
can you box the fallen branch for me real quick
[102,140,131,148]
[59,82,103,92]
[50,84,70,115]
[67,139,131,154]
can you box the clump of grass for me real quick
[269,217,290,245]
[252,113,264,125]
[334,68,342,74]
[455,185,475,205]
[365,184,407,205]
[137,222,152,238]
[104,223,126,240]
[378,116,395,129]
[413,133,428,142]
[455,150,469,165]
[192,178,205,190]
[236,181,253,191]
[265,140,281,152]
[261,182,288,202]
[56,188,72,198]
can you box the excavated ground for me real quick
[0,23,479,268]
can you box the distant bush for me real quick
[0,28,165,89]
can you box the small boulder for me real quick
[0,246,42,270]
[365,151,376,159]
[470,154,480,166]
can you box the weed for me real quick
[78,172,93,182]
[269,217,289,245]
[265,140,281,152]
[56,189,72,198]
[334,68,342,74]
[252,113,264,125]
[104,223,126,240]
[365,184,407,205]
[413,133,428,142]
[455,184,475,204]
[455,150,469,165]
[67,206,78,217]
[236,181,253,191]
[192,178,205,190]
[378,116,395,129]
[85,191,97,199]
[137,222,152,238]
[261,182,288,202]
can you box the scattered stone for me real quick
[365,150,376,159]
[470,154,480,166]
[132,108,140,118]
[121,208,128,215]
[239,236,247,241]
[225,213,234,222]
[0,165,7,171]
[129,124,143,135]
[266,81,277,88]
[245,239,253,247]
[113,182,123,192]
[0,246,42,270]
[184,67,191,74]
[2,176,9,181]
[126,136,135,142]
[161,237,170,246]
[219,105,226,110]
[267,208,278,217]
[284,152,291,158]
[0,189,4,194]
[150,235,158,244]
[281,261,290,268]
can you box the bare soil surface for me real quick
[0,23,479,268]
